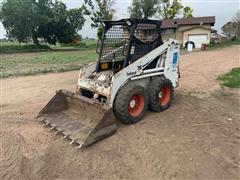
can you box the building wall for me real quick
[182,26,211,45]
[161,29,176,42]
[161,33,176,42]
[161,24,212,45]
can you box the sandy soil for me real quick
[1,46,240,179]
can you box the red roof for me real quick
[161,16,215,29]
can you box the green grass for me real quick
[45,39,97,49]
[0,43,51,53]
[0,39,97,53]
[217,68,240,88]
[208,39,240,50]
[0,49,98,78]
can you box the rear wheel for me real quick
[148,77,173,112]
[113,82,148,124]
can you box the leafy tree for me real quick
[128,0,193,19]
[222,11,240,39]
[158,0,183,19]
[158,0,193,19]
[222,22,235,37]
[0,0,86,45]
[84,0,116,38]
[183,6,193,18]
[233,11,240,38]
[0,0,35,43]
[128,0,158,19]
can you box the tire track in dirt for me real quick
[0,132,22,180]
[20,141,63,180]
[96,140,119,180]
[1,111,55,179]
[83,134,138,179]
[117,96,202,179]
[117,124,164,179]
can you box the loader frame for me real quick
[77,19,180,107]
[110,39,180,106]
[78,39,180,107]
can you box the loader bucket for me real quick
[35,89,116,148]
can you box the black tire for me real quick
[148,76,173,112]
[113,82,148,124]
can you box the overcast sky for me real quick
[0,0,239,39]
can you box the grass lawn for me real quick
[0,43,51,53]
[0,39,97,53]
[217,68,240,88]
[208,39,240,50]
[0,49,98,78]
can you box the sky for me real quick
[0,0,239,39]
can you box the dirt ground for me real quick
[1,45,240,179]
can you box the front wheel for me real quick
[148,77,174,112]
[113,82,148,124]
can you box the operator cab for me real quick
[96,19,163,73]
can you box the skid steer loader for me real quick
[36,19,180,148]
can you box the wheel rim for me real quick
[159,87,171,106]
[128,94,145,117]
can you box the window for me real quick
[134,23,159,43]
[161,28,175,35]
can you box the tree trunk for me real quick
[32,36,39,46]
[32,31,39,45]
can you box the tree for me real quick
[128,0,158,19]
[43,2,86,44]
[158,0,183,19]
[222,22,236,37]
[222,11,240,39]
[128,0,193,19]
[183,6,193,18]
[0,0,36,43]
[233,11,240,38]
[158,0,193,19]
[85,0,116,38]
[0,0,86,45]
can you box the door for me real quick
[188,34,208,49]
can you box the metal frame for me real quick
[77,39,180,107]
[109,39,180,106]
[96,19,163,72]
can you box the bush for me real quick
[60,42,96,49]
[208,39,240,49]
[0,44,51,53]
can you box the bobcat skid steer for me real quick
[36,19,180,148]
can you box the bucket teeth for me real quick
[70,139,75,145]
[77,143,83,149]
[44,122,50,127]
[49,126,57,131]
[63,135,69,140]
[40,118,45,122]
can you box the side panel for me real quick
[163,42,180,87]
